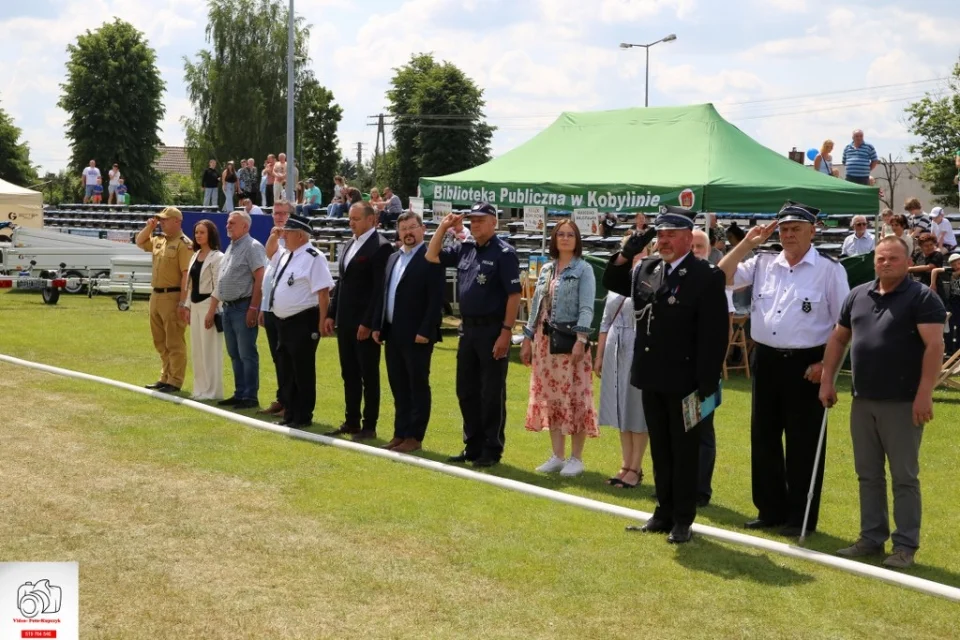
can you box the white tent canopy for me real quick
[0,178,43,229]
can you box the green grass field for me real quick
[2,289,959,638]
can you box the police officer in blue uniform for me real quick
[603,206,729,543]
[426,202,522,468]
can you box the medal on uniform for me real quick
[802,300,812,313]
[668,295,677,305]
[477,273,487,285]
[287,273,295,286]
[653,265,661,274]
[678,268,687,277]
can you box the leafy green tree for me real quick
[59,19,166,203]
[0,100,37,186]
[905,60,960,208]
[37,170,82,205]
[184,0,341,191]
[163,173,203,207]
[386,53,494,200]
[298,78,342,203]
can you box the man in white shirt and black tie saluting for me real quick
[718,202,850,537]
[269,214,334,428]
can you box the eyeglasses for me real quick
[854,223,867,227]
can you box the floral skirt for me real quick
[524,330,599,437]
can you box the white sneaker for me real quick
[559,457,585,477]
[536,455,566,473]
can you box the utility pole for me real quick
[285,0,296,203]
[356,142,362,170]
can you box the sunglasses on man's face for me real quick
[854,223,867,227]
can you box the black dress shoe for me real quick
[744,518,785,530]
[472,456,500,468]
[696,496,711,508]
[325,423,362,436]
[447,451,477,464]
[145,381,167,390]
[234,398,259,409]
[640,517,674,533]
[351,429,377,442]
[217,397,241,406]
[667,524,693,544]
[159,384,181,393]
[779,525,806,538]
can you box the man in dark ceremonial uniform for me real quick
[603,206,729,543]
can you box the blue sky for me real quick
[1,0,958,176]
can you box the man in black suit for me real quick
[603,206,729,544]
[372,211,445,453]
[323,201,395,440]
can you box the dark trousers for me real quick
[337,324,381,430]
[946,298,960,356]
[845,175,871,185]
[265,185,274,207]
[263,311,284,403]
[456,325,508,460]
[698,415,716,501]
[751,344,827,529]
[643,390,702,526]
[276,307,320,425]
[385,336,434,441]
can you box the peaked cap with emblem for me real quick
[655,205,697,230]
[283,214,313,233]
[777,201,820,224]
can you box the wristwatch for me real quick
[577,335,589,344]
[501,324,512,332]
[177,302,188,309]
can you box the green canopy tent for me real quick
[419,103,878,215]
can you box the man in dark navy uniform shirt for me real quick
[426,201,522,468]
[604,206,729,543]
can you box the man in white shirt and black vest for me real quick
[269,214,334,428]
[718,202,850,537]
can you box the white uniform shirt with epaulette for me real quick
[733,245,849,348]
[270,244,335,319]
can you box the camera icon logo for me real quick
[17,580,62,619]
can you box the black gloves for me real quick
[620,227,657,261]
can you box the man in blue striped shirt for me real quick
[842,129,879,185]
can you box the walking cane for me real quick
[798,344,850,546]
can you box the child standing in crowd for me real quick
[116,178,128,205]
[92,177,104,204]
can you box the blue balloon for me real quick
[806,148,818,161]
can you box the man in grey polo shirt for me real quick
[207,210,267,409]
[820,236,946,569]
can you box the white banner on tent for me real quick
[572,208,599,237]
[409,197,424,216]
[432,200,451,223]
[523,205,545,232]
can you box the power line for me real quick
[730,94,930,121]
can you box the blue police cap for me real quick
[468,201,497,217]
[283,214,313,233]
[655,205,696,230]
[777,201,820,224]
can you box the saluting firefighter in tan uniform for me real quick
[136,206,194,392]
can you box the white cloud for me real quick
[757,0,807,13]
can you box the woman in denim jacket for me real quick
[521,219,599,477]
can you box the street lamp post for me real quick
[286,0,296,203]
[619,34,677,107]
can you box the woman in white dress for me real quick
[594,243,648,489]
[184,220,225,400]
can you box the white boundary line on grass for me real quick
[4,352,959,604]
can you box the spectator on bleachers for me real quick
[380,187,403,228]
[634,212,649,232]
[600,211,618,238]
[237,159,255,205]
[931,253,960,355]
[931,207,956,253]
[264,154,276,207]
[82,159,100,204]
[346,187,362,207]
[222,161,238,212]
[725,223,751,258]
[92,177,104,204]
[442,214,472,249]
[692,229,717,264]
[880,208,894,237]
[905,197,932,238]
[242,197,264,217]
[814,140,838,177]
[889,214,914,255]
[841,215,875,257]
[708,226,725,263]
[116,178,128,205]
[295,181,304,205]
[298,179,322,216]
[273,153,288,204]
[725,222,752,313]
[333,175,346,201]
[908,232,943,286]
[842,129,878,185]
[108,163,121,204]
[259,171,267,208]
[370,187,385,212]
[202,159,220,207]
